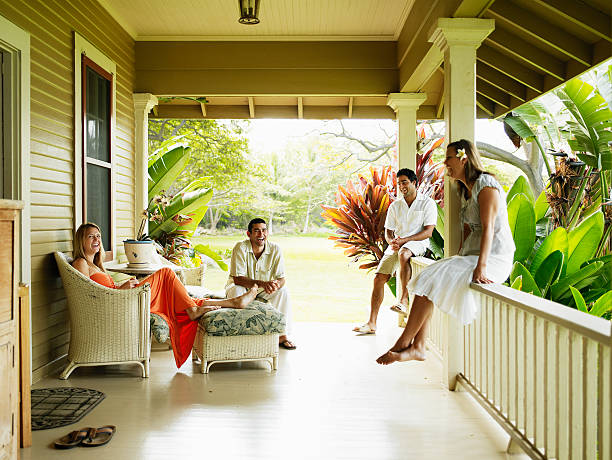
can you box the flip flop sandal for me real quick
[390,304,408,315]
[81,425,116,447]
[352,324,376,334]
[54,428,91,449]
[279,340,297,350]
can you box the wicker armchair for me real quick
[54,252,151,380]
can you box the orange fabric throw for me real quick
[90,267,204,368]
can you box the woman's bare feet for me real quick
[232,284,258,309]
[187,305,221,321]
[376,345,426,365]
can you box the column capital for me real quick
[133,93,158,112]
[386,93,427,112]
[428,18,494,52]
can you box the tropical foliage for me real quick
[321,165,396,271]
[506,176,611,318]
[145,143,226,269]
[504,67,612,249]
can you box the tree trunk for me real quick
[302,195,312,233]
[476,141,544,197]
[208,208,222,231]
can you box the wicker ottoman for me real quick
[192,300,285,373]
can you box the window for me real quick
[74,33,116,256]
[82,55,113,250]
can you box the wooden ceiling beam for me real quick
[477,80,511,109]
[477,44,544,94]
[530,0,612,43]
[476,94,495,118]
[486,28,566,81]
[248,97,255,118]
[199,102,206,117]
[477,62,527,102]
[348,96,353,118]
[488,1,592,66]
[297,97,303,119]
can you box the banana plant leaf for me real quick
[149,188,213,239]
[148,146,192,197]
[507,193,536,263]
[588,291,612,317]
[194,243,228,271]
[533,250,563,297]
[148,136,188,167]
[556,79,612,157]
[569,286,588,313]
[549,261,604,302]
[510,262,542,297]
[510,276,522,290]
[386,276,396,297]
[534,189,549,222]
[530,227,568,277]
[506,175,534,204]
[566,211,604,275]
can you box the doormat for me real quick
[31,387,105,430]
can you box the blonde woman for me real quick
[377,139,515,365]
[72,223,258,368]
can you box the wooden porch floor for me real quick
[22,318,529,459]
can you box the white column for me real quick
[133,93,158,235]
[387,93,427,171]
[429,18,494,391]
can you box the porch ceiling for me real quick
[99,0,612,120]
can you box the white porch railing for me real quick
[409,257,611,460]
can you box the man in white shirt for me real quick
[226,218,296,349]
[353,168,437,334]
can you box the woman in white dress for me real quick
[377,139,515,365]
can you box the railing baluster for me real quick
[501,301,508,417]
[570,332,584,459]
[544,321,556,458]
[558,327,570,459]
[584,338,597,459]
[485,296,491,398]
[525,312,534,440]
[509,304,517,426]
[517,309,524,433]
[535,316,545,451]
[600,342,611,460]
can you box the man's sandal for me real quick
[53,428,91,449]
[81,425,116,447]
[352,324,376,334]
[390,303,408,315]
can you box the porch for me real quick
[22,320,528,460]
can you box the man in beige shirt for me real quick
[226,218,296,349]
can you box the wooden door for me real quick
[0,210,18,460]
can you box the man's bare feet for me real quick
[376,346,426,365]
[233,284,258,308]
[187,305,221,321]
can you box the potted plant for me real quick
[123,195,169,266]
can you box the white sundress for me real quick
[407,174,516,324]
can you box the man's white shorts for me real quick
[375,240,428,275]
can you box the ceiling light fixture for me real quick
[238,0,261,25]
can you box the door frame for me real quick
[0,14,30,286]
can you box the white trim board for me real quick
[73,32,117,259]
[0,14,30,286]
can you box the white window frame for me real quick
[74,32,116,258]
[0,14,31,285]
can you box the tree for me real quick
[148,119,256,230]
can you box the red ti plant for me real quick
[321,166,397,270]
[416,130,445,206]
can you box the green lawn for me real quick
[192,234,395,322]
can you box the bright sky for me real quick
[244,118,517,157]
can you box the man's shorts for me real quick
[375,240,429,275]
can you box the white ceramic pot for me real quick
[123,240,155,265]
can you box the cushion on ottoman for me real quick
[200,300,285,336]
[150,313,170,343]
